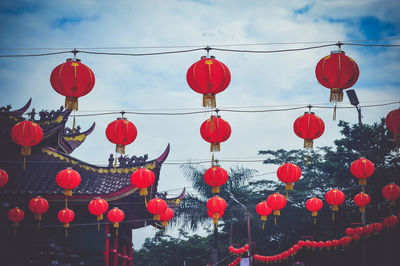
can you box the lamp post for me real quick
[346,89,366,266]
[226,190,252,266]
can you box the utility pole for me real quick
[226,190,252,266]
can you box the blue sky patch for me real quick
[359,16,397,39]
[53,17,84,29]
[294,4,311,15]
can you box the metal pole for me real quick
[247,209,252,266]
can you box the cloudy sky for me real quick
[1,0,399,247]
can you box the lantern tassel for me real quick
[210,143,220,152]
[306,153,310,165]
[274,216,277,225]
[23,156,26,170]
[72,114,76,133]
[144,196,147,207]
[116,228,118,237]
[314,217,316,225]
[333,104,337,121]
[262,222,265,230]
[65,96,78,111]
[286,191,289,199]
[114,153,117,171]
[332,212,335,221]
[203,94,216,108]
[98,221,100,232]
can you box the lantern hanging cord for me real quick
[1,42,400,58]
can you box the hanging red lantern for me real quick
[56,168,81,196]
[306,197,323,224]
[29,196,49,228]
[345,227,355,236]
[50,58,95,111]
[0,169,9,187]
[159,208,174,227]
[207,196,227,225]
[203,166,229,194]
[186,56,231,108]
[382,183,400,206]
[276,163,301,197]
[350,158,374,187]
[385,108,400,144]
[130,168,155,196]
[11,121,43,169]
[293,112,325,149]
[256,201,272,230]
[147,198,168,221]
[207,210,225,225]
[325,189,345,221]
[8,207,24,228]
[373,222,383,233]
[266,193,287,224]
[58,208,75,237]
[315,50,359,103]
[353,192,370,214]
[107,207,125,231]
[106,118,137,155]
[88,197,109,224]
[200,115,231,152]
[256,201,272,221]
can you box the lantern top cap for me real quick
[304,111,315,115]
[330,50,345,55]
[66,58,81,62]
[201,55,215,60]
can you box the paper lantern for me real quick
[256,201,272,221]
[266,193,286,224]
[8,207,24,228]
[350,158,374,187]
[0,169,9,187]
[29,196,49,228]
[50,59,95,110]
[293,112,325,149]
[106,118,137,154]
[353,192,371,213]
[11,121,43,169]
[203,166,228,194]
[187,56,231,108]
[315,50,359,102]
[382,183,400,206]
[160,208,174,227]
[325,189,345,221]
[207,196,227,225]
[58,208,75,237]
[385,108,400,144]
[207,210,224,225]
[88,197,109,231]
[277,163,301,196]
[107,207,125,229]
[200,115,231,152]
[130,168,155,196]
[306,197,323,224]
[56,168,81,196]
[345,227,355,236]
[147,198,168,221]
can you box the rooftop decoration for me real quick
[187,55,231,108]
[200,115,231,152]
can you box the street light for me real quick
[346,89,363,152]
[225,189,252,266]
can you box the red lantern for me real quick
[345,227,355,236]
[277,163,301,195]
[207,210,225,224]
[373,222,383,233]
[58,208,75,237]
[8,207,24,228]
[325,189,345,221]
[29,196,49,227]
[324,241,332,250]
[160,208,174,227]
[266,193,286,224]
[50,58,95,110]
[293,112,325,149]
[0,169,8,187]
[88,197,109,222]
[354,226,364,235]
[106,118,137,154]
[256,201,272,221]
[130,168,155,196]
[203,166,228,194]
[315,50,359,102]
[107,207,125,229]
[306,197,323,224]
[147,198,168,221]
[353,192,371,213]
[382,183,400,206]
[56,168,81,196]
[207,196,227,225]
[332,239,340,249]
[385,108,400,144]
[350,158,375,186]
[11,121,43,169]
[200,115,231,152]
[186,56,231,108]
